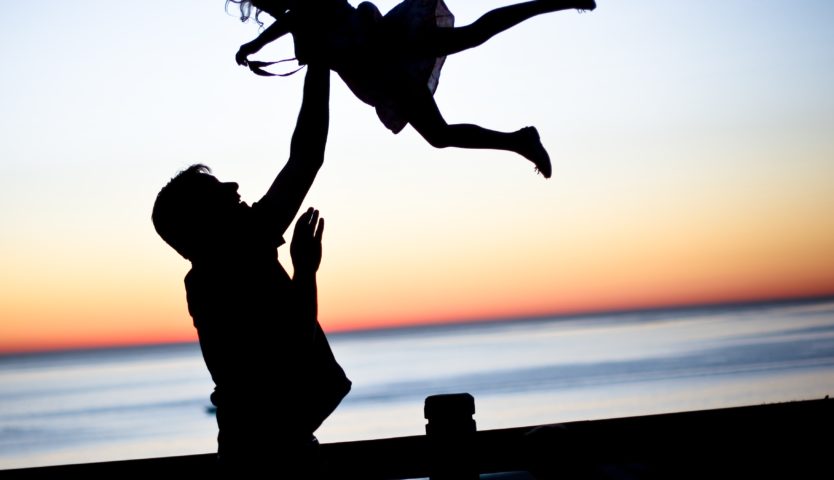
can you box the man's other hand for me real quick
[291,207,324,275]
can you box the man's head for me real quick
[152,164,244,261]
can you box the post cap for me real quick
[424,393,475,420]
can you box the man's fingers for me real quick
[315,218,324,242]
[295,208,322,239]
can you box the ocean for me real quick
[2,299,833,470]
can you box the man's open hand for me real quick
[291,207,324,275]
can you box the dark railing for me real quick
[2,395,830,479]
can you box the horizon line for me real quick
[3,292,832,358]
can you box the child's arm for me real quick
[235,18,291,67]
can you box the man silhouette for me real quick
[152,65,350,475]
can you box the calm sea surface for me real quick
[2,299,834,470]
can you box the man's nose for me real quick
[223,182,239,192]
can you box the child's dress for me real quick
[292,0,455,134]
[369,0,454,134]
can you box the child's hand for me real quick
[235,42,260,67]
[291,207,324,275]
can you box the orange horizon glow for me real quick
[3,290,833,356]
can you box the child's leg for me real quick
[404,86,552,177]
[424,0,595,57]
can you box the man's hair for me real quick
[152,164,214,260]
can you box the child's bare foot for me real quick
[537,1,595,13]
[574,1,596,12]
[517,127,552,179]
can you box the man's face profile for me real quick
[186,174,250,247]
[193,175,246,215]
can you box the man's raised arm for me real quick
[258,65,330,237]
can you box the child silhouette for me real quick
[229,0,597,178]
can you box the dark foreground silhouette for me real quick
[152,65,350,476]
[230,0,599,178]
[4,396,830,479]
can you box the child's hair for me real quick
[226,0,265,28]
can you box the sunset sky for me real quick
[1,1,833,354]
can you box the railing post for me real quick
[424,393,478,480]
